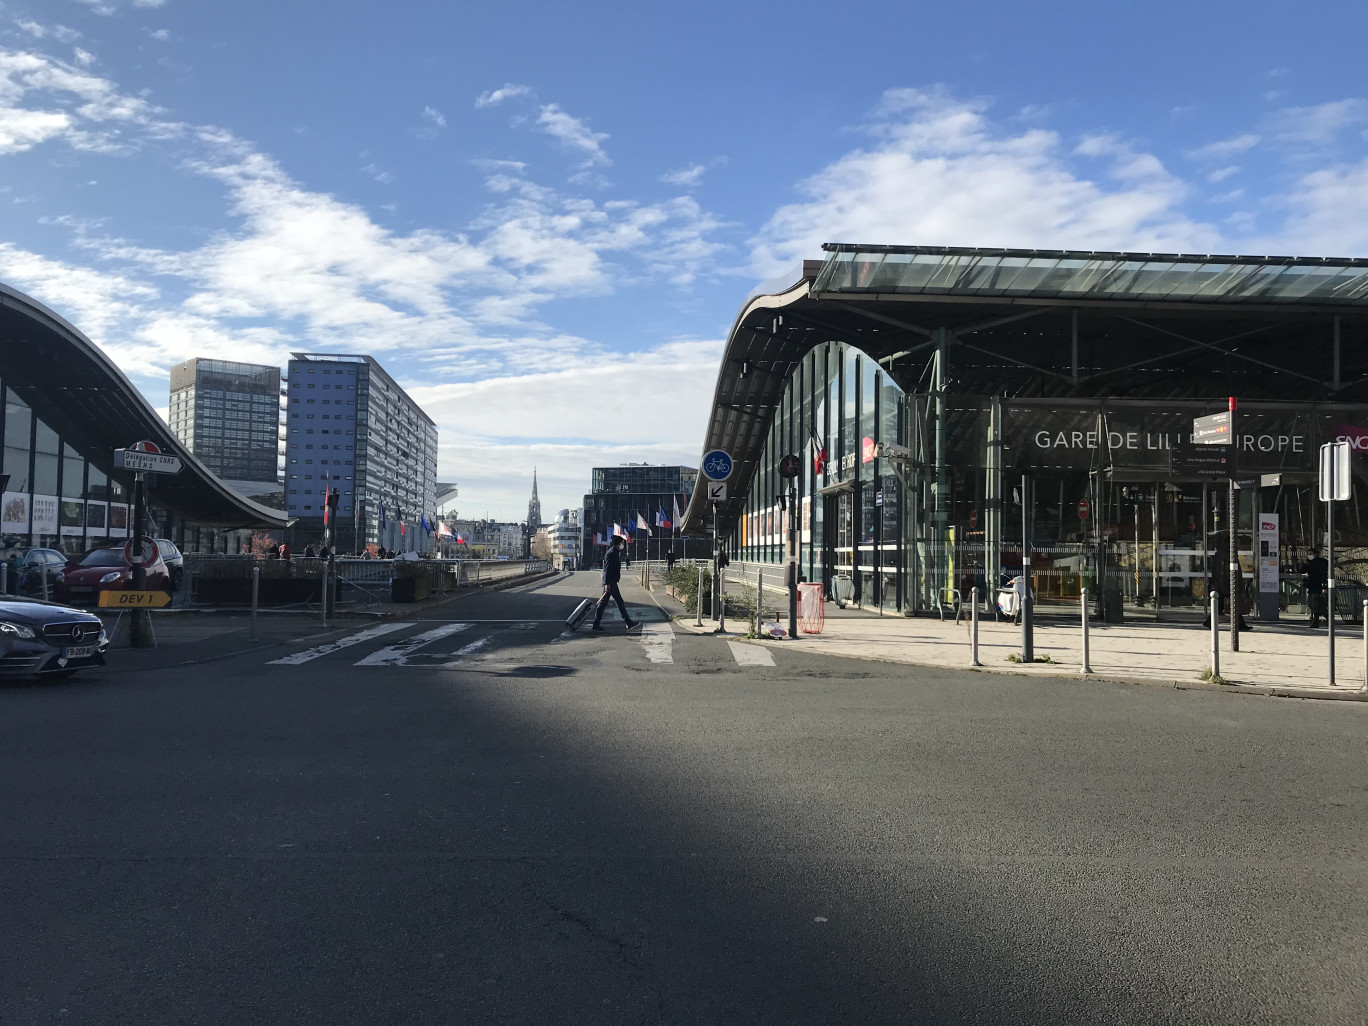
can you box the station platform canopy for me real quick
[1,283,287,530]
[683,243,1368,536]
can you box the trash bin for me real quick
[798,582,825,634]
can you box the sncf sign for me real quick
[1333,425,1368,452]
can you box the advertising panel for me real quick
[59,499,84,537]
[1,491,28,534]
[108,503,129,537]
[31,494,58,535]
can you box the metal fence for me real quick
[186,554,548,603]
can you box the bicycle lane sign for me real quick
[702,449,733,481]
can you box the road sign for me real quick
[1192,411,1232,444]
[98,589,170,609]
[124,535,159,568]
[874,490,883,506]
[1320,441,1351,501]
[778,453,801,479]
[1077,498,1090,520]
[115,448,183,475]
[1170,442,1233,478]
[969,509,978,529]
[705,481,728,502]
[701,449,733,481]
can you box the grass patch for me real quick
[1199,667,1229,685]
[1006,652,1056,664]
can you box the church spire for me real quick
[527,467,542,531]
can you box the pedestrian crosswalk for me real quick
[265,617,790,673]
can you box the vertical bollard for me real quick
[250,564,260,640]
[756,571,763,636]
[0,563,7,595]
[718,571,726,633]
[1210,592,1220,680]
[1357,599,1368,694]
[41,567,49,602]
[320,559,329,627]
[696,567,704,627]
[1081,586,1092,674]
[970,586,981,666]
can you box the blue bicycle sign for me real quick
[701,449,733,481]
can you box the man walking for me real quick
[1303,546,1329,629]
[592,535,641,633]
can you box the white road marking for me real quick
[640,622,674,664]
[268,623,414,666]
[727,640,775,667]
[440,636,494,667]
[354,623,472,666]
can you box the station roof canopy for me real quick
[1,283,288,530]
[682,243,1368,535]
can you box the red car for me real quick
[53,546,170,605]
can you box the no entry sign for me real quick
[1077,498,1091,520]
[969,509,979,530]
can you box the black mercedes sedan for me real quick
[0,598,107,678]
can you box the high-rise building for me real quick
[283,354,437,552]
[168,359,281,485]
[581,464,706,565]
[527,469,542,533]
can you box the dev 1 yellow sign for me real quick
[98,590,171,609]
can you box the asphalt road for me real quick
[2,571,1365,1025]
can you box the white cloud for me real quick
[148,29,169,41]
[749,87,1220,277]
[421,105,445,128]
[1247,158,1368,256]
[1268,99,1368,148]
[660,163,706,187]
[536,103,609,166]
[475,83,531,108]
[1186,133,1260,161]
[360,162,394,184]
[1206,165,1241,183]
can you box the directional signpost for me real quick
[1194,401,1240,652]
[116,440,183,648]
[701,450,732,627]
[1320,440,1351,686]
[99,590,171,609]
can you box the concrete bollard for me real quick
[696,567,704,627]
[1081,587,1092,674]
[320,560,329,627]
[1362,600,1367,691]
[756,571,763,636]
[970,586,980,666]
[1210,592,1220,680]
[250,564,261,640]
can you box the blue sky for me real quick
[2,0,1366,520]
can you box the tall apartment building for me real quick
[581,464,707,565]
[168,359,281,485]
[283,354,438,553]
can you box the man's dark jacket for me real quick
[602,547,622,585]
[1304,555,1328,593]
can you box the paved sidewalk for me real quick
[661,588,1368,701]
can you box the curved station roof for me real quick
[683,244,1368,536]
[0,283,287,529]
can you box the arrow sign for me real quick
[115,448,183,474]
[99,589,171,609]
[706,481,728,502]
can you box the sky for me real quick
[2,0,1367,521]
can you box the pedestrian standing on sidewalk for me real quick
[1303,546,1329,629]
[591,535,641,633]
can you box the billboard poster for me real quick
[60,499,84,536]
[85,502,107,531]
[1258,514,1280,593]
[31,495,58,535]
[108,504,128,537]
[1,491,28,534]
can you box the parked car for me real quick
[0,597,106,678]
[12,547,69,597]
[156,539,184,589]
[52,546,170,605]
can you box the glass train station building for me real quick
[682,245,1368,620]
[0,283,287,554]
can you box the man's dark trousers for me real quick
[594,582,630,626]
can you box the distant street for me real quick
[2,572,1365,1025]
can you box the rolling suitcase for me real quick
[566,598,594,631]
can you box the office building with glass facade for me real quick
[284,354,437,553]
[168,359,281,485]
[582,464,705,565]
[684,245,1368,621]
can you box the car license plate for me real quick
[64,645,96,659]
[70,587,92,593]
